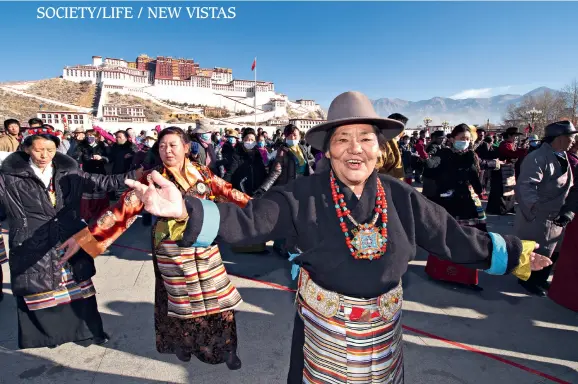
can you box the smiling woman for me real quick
[323,123,387,197]
[83,91,552,384]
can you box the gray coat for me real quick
[513,143,573,257]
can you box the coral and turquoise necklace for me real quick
[329,171,388,260]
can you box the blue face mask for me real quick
[453,140,469,151]
[257,142,265,148]
[87,137,96,144]
[200,133,211,141]
[228,137,236,144]
[286,139,298,147]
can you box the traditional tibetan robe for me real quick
[486,141,526,215]
[179,169,534,383]
[423,148,487,286]
[73,160,250,364]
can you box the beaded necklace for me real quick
[330,171,388,260]
[47,178,56,207]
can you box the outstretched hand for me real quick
[125,170,186,218]
[56,237,81,267]
[530,243,553,271]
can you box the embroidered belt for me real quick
[297,269,402,323]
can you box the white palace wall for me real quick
[146,85,277,112]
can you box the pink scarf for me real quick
[257,147,268,165]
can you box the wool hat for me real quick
[305,91,404,150]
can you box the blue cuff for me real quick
[192,199,220,247]
[484,232,508,275]
[288,252,300,280]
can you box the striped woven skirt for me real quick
[293,271,404,383]
[0,233,6,265]
[154,241,243,319]
[22,268,97,311]
[0,223,6,265]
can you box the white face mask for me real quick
[146,140,156,148]
[244,142,256,150]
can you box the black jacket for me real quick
[223,145,268,196]
[431,148,483,219]
[75,141,108,174]
[0,152,133,296]
[260,143,314,191]
[422,143,443,179]
[108,142,137,174]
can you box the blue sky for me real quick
[0,1,577,107]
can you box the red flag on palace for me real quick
[251,57,256,71]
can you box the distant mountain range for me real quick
[370,87,559,126]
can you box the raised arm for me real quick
[258,148,286,192]
[179,189,296,248]
[77,168,141,193]
[405,186,535,280]
[67,172,148,258]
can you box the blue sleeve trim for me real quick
[288,252,301,280]
[484,232,508,275]
[192,199,220,247]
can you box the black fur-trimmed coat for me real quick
[0,152,133,296]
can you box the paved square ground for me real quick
[1,212,577,384]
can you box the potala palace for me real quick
[58,54,325,131]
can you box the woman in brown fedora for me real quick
[68,92,552,383]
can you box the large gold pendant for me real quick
[351,223,385,260]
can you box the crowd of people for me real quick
[0,90,576,383]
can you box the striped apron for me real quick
[154,241,243,319]
[296,269,404,384]
[0,227,6,265]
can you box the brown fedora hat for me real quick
[305,91,404,150]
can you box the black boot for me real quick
[175,348,191,362]
[468,284,484,292]
[0,266,4,302]
[93,332,110,346]
[518,279,546,297]
[225,351,242,370]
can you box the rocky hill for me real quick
[0,89,65,123]
[26,78,96,108]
